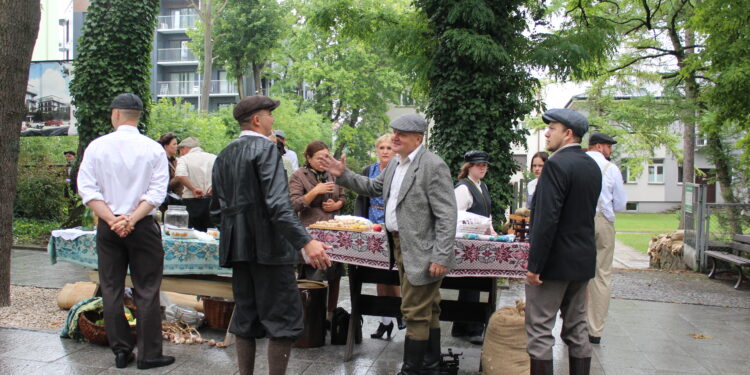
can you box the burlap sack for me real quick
[57,282,98,309]
[482,300,529,375]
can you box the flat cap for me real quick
[390,114,427,134]
[109,93,143,110]
[588,132,617,145]
[542,108,589,137]
[178,136,200,148]
[274,129,286,139]
[233,95,280,122]
[464,150,490,164]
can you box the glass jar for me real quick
[164,205,189,232]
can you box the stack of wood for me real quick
[648,230,687,270]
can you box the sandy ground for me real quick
[0,285,68,331]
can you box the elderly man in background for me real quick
[321,114,457,375]
[77,93,174,370]
[526,108,601,375]
[175,136,216,231]
[585,132,627,345]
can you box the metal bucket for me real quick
[293,280,328,348]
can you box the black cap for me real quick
[588,132,617,145]
[233,95,280,122]
[63,150,75,156]
[109,93,143,110]
[542,108,589,137]
[464,150,489,164]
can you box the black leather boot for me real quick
[397,337,428,375]
[421,328,441,375]
[530,358,553,375]
[569,356,591,375]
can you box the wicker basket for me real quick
[202,298,235,329]
[78,310,137,346]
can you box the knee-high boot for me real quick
[236,336,256,375]
[530,358,553,375]
[569,356,591,375]
[421,328,441,375]
[267,338,293,375]
[397,337,428,375]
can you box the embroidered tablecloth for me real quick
[48,233,231,276]
[308,229,528,278]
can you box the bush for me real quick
[12,217,61,246]
[14,168,68,221]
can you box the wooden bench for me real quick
[705,234,750,289]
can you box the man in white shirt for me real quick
[77,93,174,370]
[175,137,216,231]
[274,129,299,169]
[585,132,628,345]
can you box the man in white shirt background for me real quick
[175,137,216,231]
[274,129,299,170]
[585,132,628,345]
[77,93,174,370]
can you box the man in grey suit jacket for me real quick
[322,114,457,375]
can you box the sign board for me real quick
[684,184,694,213]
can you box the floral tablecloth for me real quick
[308,229,528,278]
[48,233,231,276]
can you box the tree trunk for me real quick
[0,0,41,307]
[675,22,697,229]
[200,0,213,111]
[706,134,742,234]
[236,74,245,99]
[252,62,264,95]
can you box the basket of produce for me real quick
[78,307,137,346]
[202,297,235,329]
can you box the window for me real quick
[622,165,638,184]
[648,159,664,184]
[696,137,707,147]
[626,202,638,211]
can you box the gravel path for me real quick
[0,285,68,331]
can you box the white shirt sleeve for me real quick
[454,184,473,211]
[76,144,105,205]
[174,156,188,177]
[141,149,169,207]
[610,166,628,212]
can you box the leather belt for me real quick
[371,205,384,210]
[390,231,399,238]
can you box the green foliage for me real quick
[417,0,537,219]
[12,218,62,246]
[18,137,79,166]
[69,0,159,150]
[14,168,67,221]
[147,96,331,157]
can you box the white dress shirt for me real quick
[175,147,217,198]
[586,150,627,222]
[284,149,299,170]
[385,144,423,231]
[77,125,168,216]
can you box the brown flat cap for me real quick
[233,95,280,122]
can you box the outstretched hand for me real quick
[319,154,347,177]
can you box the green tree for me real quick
[70,0,159,152]
[188,0,229,111]
[0,0,40,307]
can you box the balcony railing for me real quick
[157,48,197,63]
[157,14,198,30]
[157,80,238,96]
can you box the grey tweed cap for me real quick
[390,114,427,133]
[542,108,589,137]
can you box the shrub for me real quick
[14,168,67,221]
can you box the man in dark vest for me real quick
[526,108,602,375]
[451,150,494,344]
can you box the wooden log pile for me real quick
[648,230,688,270]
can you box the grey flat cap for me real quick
[390,114,427,133]
[233,95,280,122]
[274,129,286,139]
[178,136,200,148]
[464,150,489,164]
[109,93,143,110]
[542,108,589,137]
[588,132,617,145]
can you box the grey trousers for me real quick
[96,217,164,360]
[525,279,592,360]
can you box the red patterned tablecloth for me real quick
[308,228,528,278]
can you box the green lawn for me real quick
[615,213,680,254]
[614,213,679,233]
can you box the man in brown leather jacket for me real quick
[210,95,330,375]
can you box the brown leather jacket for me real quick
[288,167,346,226]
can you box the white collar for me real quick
[239,129,271,140]
[115,125,139,133]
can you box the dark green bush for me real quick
[14,168,67,221]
